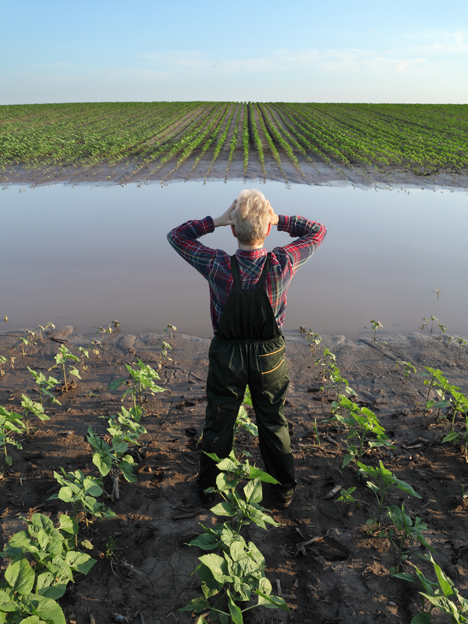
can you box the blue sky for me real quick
[2,0,467,104]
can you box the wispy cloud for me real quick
[313,50,427,74]
[142,51,271,74]
[142,47,430,77]
[404,30,468,55]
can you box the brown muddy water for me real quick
[1,181,467,341]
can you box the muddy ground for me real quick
[2,154,468,192]
[1,327,468,624]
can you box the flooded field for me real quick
[1,180,467,341]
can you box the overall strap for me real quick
[256,253,272,290]
[230,256,242,289]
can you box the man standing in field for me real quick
[167,189,326,508]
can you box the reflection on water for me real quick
[1,181,467,341]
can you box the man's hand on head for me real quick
[267,200,279,226]
[213,200,237,228]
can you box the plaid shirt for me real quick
[167,215,326,333]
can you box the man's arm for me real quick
[268,201,327,273]
[166,201,237,279]
[212,200,237,228]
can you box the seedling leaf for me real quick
[4,555,35,595]
[255,591,292,611]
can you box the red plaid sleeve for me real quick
[275,215,327,273]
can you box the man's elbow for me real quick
[315,223,327,241]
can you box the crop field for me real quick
[1,102,468,186]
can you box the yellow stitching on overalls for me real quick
[261,359,285,375]
[258,346,285,358]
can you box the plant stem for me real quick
[425,372,436,412]
[62,362,67,390]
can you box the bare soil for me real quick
[1,328,468,624]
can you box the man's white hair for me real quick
[231,188,270,245]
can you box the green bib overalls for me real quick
[199,253,296,500]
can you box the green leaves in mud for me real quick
[86,405,146,498]
[0,406,27,466]
[358,460,421,528]
[181,536,290,622]
[232,386,258,452]
[181,452,289,622]
[384,503,434,570]
[331,395,392,467]
[392,553,468,623]
[48,468,116,524]
[21,395,50,435]
[109,358,164,409]
[28,368,61,406]
[204,454,280,533]
[48,345,81,392]
[0,513,95,624]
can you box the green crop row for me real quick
[0,328,168,623]
[247,102,266,177]
[305,331,468,624]
[225,103,242,180]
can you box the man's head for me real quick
[231,189,271,246]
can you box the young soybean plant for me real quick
[1,512,95,599]
[395,360,417,379]
[87,406,146,499]
[421,367,450,415]
[77,346,90,371]
[358,460,422,529]
[109,358,165,409]
[0,514,95,624]
[315,348,339,396]
[233,385,258,453]
[384,503,434,571]
[49,468,117,527]
[28,367,61,406]
[36,321,55,341]
[326,367,356,402]
[428,315,438,334]
[395,360,420,401]
[181,452,290,623]
[159,340,172,367]
[96,323,114,343]
[164,323,177,345]
[330,396,392,467]
[422,368,466,425]
[0,406,27,467]
[392,553,468,623]
[442,392,468,457]
[307,331,322,359]
[438,323,447,339]
[21,394,50,435]
[456,337,467,360]
[49,345,81,392]
[18,334,32,358]
[370,320,383,342]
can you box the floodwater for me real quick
[1,181,467,341]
